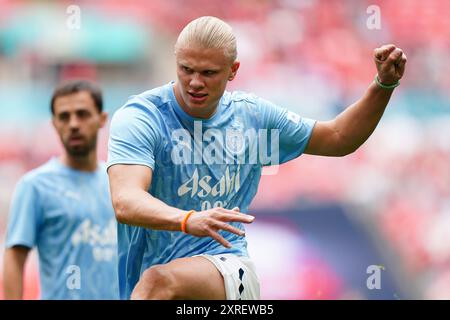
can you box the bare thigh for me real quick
[133,256,226,300]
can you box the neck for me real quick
[60,151,98,172]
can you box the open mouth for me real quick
[188,92,208,102]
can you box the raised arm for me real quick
[108,164,254,248]
[305,44,407,156]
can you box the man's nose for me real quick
[189,73,204,89]
[69,115,80,130]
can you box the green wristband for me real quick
[375,75,400,89]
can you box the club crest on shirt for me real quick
[226,116,245,155]
[226,129,245,155]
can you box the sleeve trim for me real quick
[106,160,155,171]
[5,240,34,250]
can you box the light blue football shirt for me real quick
[108,82,316,299]
[5,158,119,300]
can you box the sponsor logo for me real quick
[178,166,241,199]
[71,218,116,261]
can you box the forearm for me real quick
[113,189,186,231]
[3,249,26,299]
[334,81,394,154]
[3,269,23,299]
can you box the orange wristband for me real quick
[181,210,195,233]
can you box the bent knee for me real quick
[133,265,177,300]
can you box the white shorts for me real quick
[198,253,260,300]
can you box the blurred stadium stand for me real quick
[0,0,449,299]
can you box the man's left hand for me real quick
[374,44,407,85]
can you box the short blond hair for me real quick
[175,16,237,62]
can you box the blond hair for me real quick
[175,16,237,62]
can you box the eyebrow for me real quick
[179,63,221,72]
[56,107,92,115]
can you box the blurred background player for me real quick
[107,16,406,300]
[2,80,119,299]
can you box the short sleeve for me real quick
[107,101,162,170]
[5,178,42,249]
[257,97,316,165]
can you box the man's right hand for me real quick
[183,207,255,248]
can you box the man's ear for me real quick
[99,112,108,128]
[229,61,240,81]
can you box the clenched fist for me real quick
[374,44,407,86]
